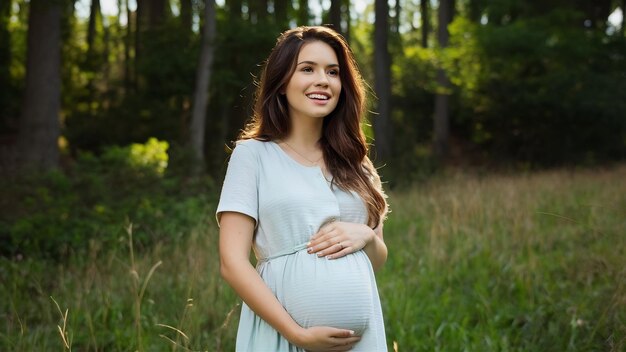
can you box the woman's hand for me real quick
[307,221,375,260]
[290,326,361,352]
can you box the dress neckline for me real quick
[269,140,321,170]
[269,140,334,182]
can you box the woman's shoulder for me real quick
[232,138,275,160]
[235,138,270,148]
[234,138,274,153]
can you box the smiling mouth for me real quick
[306,93,330,100]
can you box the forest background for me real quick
[1,0,625,351]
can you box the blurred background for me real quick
[1,0,625,351]
[2,0,625,177]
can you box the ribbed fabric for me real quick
[217,139,387,352]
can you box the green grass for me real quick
[1,165,625,351]
[381,166,626,351]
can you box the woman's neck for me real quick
[285,114,323,149]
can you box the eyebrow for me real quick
[297,60,340,68]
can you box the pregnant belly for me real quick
[277,250,374,335]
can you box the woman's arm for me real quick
[219,212,361,350]
[363,223,387,271]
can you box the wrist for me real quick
[363,226,379,252]
[367,225,377,243]
[284,324,306,346]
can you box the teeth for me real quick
[307,94,329,100]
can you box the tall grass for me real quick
[1,219,237,351]
[381,165,626,351]
[1,166,624,351]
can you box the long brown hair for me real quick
[240,26,388,228]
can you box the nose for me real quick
[314,70,329,87]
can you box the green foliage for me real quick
[0,0,27,134]
[61,8,281,171]
[64,16,201,152]
[100,137,169,175]
[139,21,199,100]
[445,11,626,165]
[0,0,12,129]
[203,13,282,170]
[0,138,215,260]
[386,45,440,184]
[350,3,625,177]
[350,11,438,184]
[3,0,626,185]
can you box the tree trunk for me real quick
[274,0,290,29]
[134,0,142,87]
[329,0,342,34]
[147,0,167,28]
[297,0,309,25]
[189,0,217,174]
[102,23,110,91]
[420,0,428,47]
[86,0,100,61]
[18,0,62,171]
[86,0,100,105]
[180,0,192,34]
[135,0,168,92]
[373,0,391,161]
[262,0,270,22]
[250,0,268,24]
[343,0,350,43]
[433,0,454,161]
[227,0,242,19]
[468,0,481,22]
[392,0,400,33]
[116,0,123,66]
[0,0,11,118]
[125,0,133,92]
[622,0,625,37]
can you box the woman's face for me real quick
[283,40,342,121]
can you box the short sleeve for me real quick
[215,143,259,227]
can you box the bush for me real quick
[0,138,216,260]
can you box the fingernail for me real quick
[349,330,355,335]
[326,255,332,260]
[306,241,311,246]
[307,248,312,253]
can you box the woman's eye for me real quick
[302,67,313,72]
[328,69,339,76]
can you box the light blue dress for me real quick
[216,139,387,351]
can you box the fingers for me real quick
[324,246,352,260]
[308,229,341,253]
[310,223,336,242]
[310,241,344,257]
[307,222,368,259]
[308,232,354,259]
[328,339,360,351]
[304,327,360,351]
[329,336,361,351]
[329,328,356,338]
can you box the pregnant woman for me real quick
[217,26,389,351]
